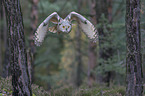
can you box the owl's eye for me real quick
[63,26,65,28]
[68,26,70,28]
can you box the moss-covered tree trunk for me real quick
[126,0,143,96]
[3,0,32,95]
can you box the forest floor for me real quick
[0,76,144,96]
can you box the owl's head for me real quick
[57,19,72,33]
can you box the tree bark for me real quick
[126,0,143,96]
[3,0,32,95]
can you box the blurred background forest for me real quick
[0,0,145,94]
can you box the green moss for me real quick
[0,76,126,96]
[0,76,12,95]
[50,86,74,96]
[74,86,125,96]
[0,77,50,96]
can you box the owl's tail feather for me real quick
[34,23,48,46]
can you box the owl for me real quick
[35,12,98,46]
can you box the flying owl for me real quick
[35,12,98,46]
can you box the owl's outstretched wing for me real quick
[65,12,98,42]
[35,12,61,46]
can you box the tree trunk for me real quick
[87,0,97,87]
[126,0,143,96]
[75,0,82,87]
[0,0,3,76]
[76,28,82,86]
[2,45,10,78]
[96,0,113,87]
[3,0,32,95]
[28,0,39,83]
[105,0,113,87]
[1,1,10,78]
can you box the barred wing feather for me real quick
[67,12,98,42]
[35,23,48,46]
[79,20,98,42]
[34,12,61,46]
